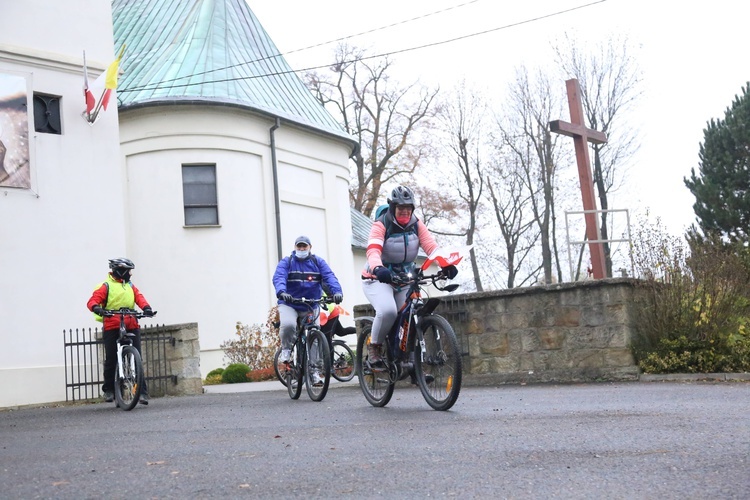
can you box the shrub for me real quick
[202,367,226,385]
[246,367,276,382]
[221,363,251,384]
[631,217,750,373]
[204,373,224,385]
[221,306,280,371]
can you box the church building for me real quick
[0,0,360,408]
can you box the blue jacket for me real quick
[273,253,343,312]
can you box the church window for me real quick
[182,164,218,226]
[33,93,62,134]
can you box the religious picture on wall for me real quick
[0,73,30,189]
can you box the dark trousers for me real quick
[102,328,148,395]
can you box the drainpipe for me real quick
[270,117,282,261]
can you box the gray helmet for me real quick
[387,185,415,208]
[108,257,135,271]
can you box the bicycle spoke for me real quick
[415,316,462,411]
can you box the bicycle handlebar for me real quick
[100,307,158,319]
[287,296,335,306]
[391,270,447,287]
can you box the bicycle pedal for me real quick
[367,361,387,372]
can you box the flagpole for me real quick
[83,50,91,123]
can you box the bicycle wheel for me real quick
[114,345,143,411]
[286,343,303,400]
[356,320,394,407]
[274,347,287,387]
[414,315,462,411]
[331,339,355,382]
[305,329,331,402]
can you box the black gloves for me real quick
[92,305,105,316]
[333,293,343,304]
[374,266,392,284]
[143,306,154,317]
[441,265,458,279]
[278,292,293,303]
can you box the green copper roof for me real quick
[112,0,353,143]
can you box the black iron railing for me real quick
[63,324,177,401]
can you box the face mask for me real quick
[396,215,411,226]
[295,250,310,259]
[113,269,131,282]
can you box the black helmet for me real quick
[109,257,135,270]
[109,258,135,281]
[387,185,415,208]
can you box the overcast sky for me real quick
[251,0,750,236]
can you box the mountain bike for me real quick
[274,302,355,385]
[356,249,464,411]
[281,297,333,401]
[328,333,355,383]
[101,308,156,411]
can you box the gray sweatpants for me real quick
[362,279,409,345]
[278,304,322,363]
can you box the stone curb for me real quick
[639,372,750,382]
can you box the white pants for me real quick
[362,279,409,345]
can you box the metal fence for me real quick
[63,324,177,402]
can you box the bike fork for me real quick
[116,343,125,379]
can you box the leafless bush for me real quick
[631,217,750,371]
[221,307,280,371]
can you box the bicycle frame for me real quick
[385,270,455,381]
[284,296,335,401]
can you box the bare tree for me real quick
[485,148,541,288]
[553,34,642,276]
[495,66,566,284]
[305,45,439,217]
[437,82,486,291]
[411,185,461,229]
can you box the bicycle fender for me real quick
[415,298,441,317]
[354,316,375,325]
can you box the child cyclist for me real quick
[87,258,155,405]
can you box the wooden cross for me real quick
[549,78,608,279]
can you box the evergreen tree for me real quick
[685,83,750,242]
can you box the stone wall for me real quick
[354,278,646,385]
[142,322,203,397]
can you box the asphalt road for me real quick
[1,381,748,499]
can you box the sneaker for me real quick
[139,393,149,405]
[367,343,385,371]
[279,349,291,363]
[102,390,114,403]
[311,372,325,387]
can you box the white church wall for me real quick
[119,106,356,376]
[0,1,123,408]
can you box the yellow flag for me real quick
[104,45,126,90]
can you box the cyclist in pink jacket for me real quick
[361,186,457,369]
